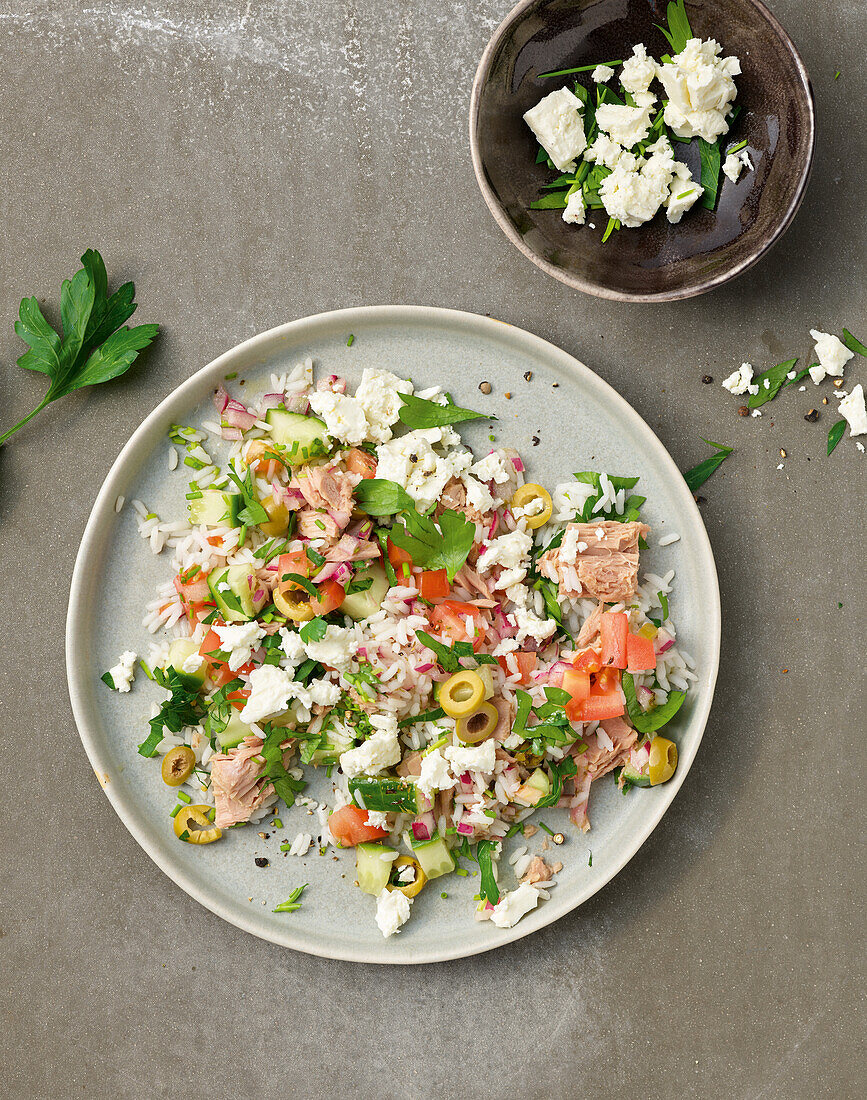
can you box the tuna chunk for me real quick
[325,533,381,563]
[210,736,270,829]
[520,855,553,885]
[575,600,605,648]
[539,520,650,603]
[296,510,342,541]
[569,717,638,831]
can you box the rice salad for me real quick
[106,359,696,938]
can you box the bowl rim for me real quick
[66,305,722,963]
[469,0,816,303]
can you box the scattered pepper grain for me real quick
[479,381,491,394]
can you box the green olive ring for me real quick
[455,702,499,744]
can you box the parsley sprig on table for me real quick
[0,250,159,445]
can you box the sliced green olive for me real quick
[648,737,678,785]
[439,670,485,718]
[173,804,222,844]
[273,582,315,621]
[161,745,196,787]
[511,483,553,529]
[389,855,427,898]
[455,702,499,744]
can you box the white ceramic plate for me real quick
[66,306,720,963]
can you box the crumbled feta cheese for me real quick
[513,605,557,646]
[375,887,412,937]
[504,584,529,608]
[562,189,586,225]
[750,409,762,418]
[560,525,591,564]
[597,143,686,228]
[181,651,204,674]
[463,474,497,514]
[722,148,752,183]
[658,38,740,142]
[837,384,867,437]
[303,624,359,669]
[307,391,368,445]
[489,882,540,928]
[365,810,390,829]
[339,716,401,778]
[512,495,545,522]
[305,677,342,707]
[279,627,307,668]
[376,427,473,510]
[620,43,658,99]
[583,133,623,169]
[444,739,497,774]
[493,638,521,656]
[523,87,587,172]
[808,329,854,384]
[417,748,456,799]
[477,528,533,589]
[722,363,754,395]
[591,63,615,83]
[108,650,137,693]
[857,442,865,453]
[594,103,653,148]
[213,621,266,670]
[240,665,297,724]
[470,450,513,485]
[665,160,703,223]
[354,368,414,444]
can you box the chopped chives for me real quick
[539,59,623,78]
[455,867,468,877]
[169,804,182,818]
[347,334,355,346]
[676,189,695,199]
[224,371,238,380]
[184,456,206,470]
[726,139,747,154]
[537,822,555,837]
[207,807,216,822]
[272,817,283,829]
[280,841,292,852]
[440,891,448,899]
[177,790,191,804]
[139,660,154,681]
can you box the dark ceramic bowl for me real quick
[470,0,815,301]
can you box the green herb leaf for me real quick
[622,673,686,732]
[682,439,733,492]
[414,630,498,673]
[354,478,416,516]
[100,671,117,690]
[390,505,476,582]
[512,689,533,739]
[348,777,417,813]
[601,216,620,243]
[530,191,570,210]
[654,0,692,54]
[658,591,670,621]
[1,250,159,445]
[273,883,308,913]
[139,669,205,758]
[475,840,500,905]
[827,419,846,455]
[698,137,722,210]
[261,726,306,809]
[280,571,318,600]
[398,707,445,728]
[224,464,269,526]
[747,359,808,409]
[535,755,578,809]
[841,328,867,357]
[299,616,327,643]
[397,392,494,430]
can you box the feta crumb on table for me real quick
[837,384,867,437]
[722,363,754,395]
[808,329,854,384]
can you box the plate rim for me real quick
[468,0,816,303]
[66,304,721,963]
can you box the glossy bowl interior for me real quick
[470,0,815,301]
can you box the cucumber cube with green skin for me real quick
[188,490,241,527]
[356,843,397,896]
[166,638,206,692]
[207,564,268,622]
[309,730,354,766]
[264,407,329,466]
[214,709,256,750]
[410,835,455,879]
[620,760,651,788]
[341,564,389,621]
[526,768,551,796]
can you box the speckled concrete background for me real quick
[0,2,864,1097]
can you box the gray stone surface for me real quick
[0,2,863,1097]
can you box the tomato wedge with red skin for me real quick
[227,686,251,711]
[496,651,537,684]
[563,668,591,721]
[344,448,378,480]
[310,579,345,616]
[328,804,388,847]
[626,632,656,672]
[386,538,413,569]
[277,550,310,583]
[430,600,486,651]
[418,569,449,601]
[599,612,628,669]
[573,690,625,722]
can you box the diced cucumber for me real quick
[166,638,206,692]
[348,777,418,813]
[265,407,329,465]
[356,843,397,896]
[188,490,241,527]
[620,760,651,788]
[411,835,455,880]
[309,729,353,766]
[526,768,551,796]
[207,564,268,622]
[215,709,255,750]
[341,564,389,621]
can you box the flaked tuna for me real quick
[539,520,650,603]
[569,717,637,830]
[209,736,271,829]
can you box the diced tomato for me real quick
[626,632,656,672]
[418,569,449,601]
[572,688,625,722]
[278,550,310,582]
[345,447,378,480]
[496,651,537,685]
[386,538,413,574]
[310,579,345,616]
[594,667,621,694]
[244,439,284,476]
[174,570,212,624]
[430,600,486,651]
[227,686,251,711]
[600,611,628,669]
[563,669,591,721]
[213,662,255,689]
[198,628,255,688]
[573,647,603,674]
[328,804,388,847]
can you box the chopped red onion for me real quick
[260,392,285,412]
[327,508,351,529]
[411,821,431,842]
[220,426,243,441]
[460,772,471,785]
[511,456,524,472]
[415,662,434,673]
[213,385,230,414]
[658,639,675,654]
[487,514,498,539]
[222,400,258,430]
[456,821,474,836]
[253,589,265,602]
[312,560,341,584]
